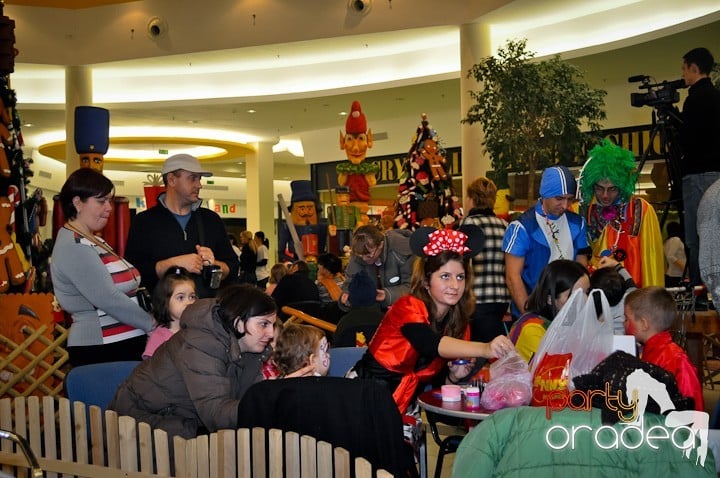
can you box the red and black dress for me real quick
[351,295,470,414]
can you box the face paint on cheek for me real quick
[320,338,330,368]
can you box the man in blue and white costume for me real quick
[502,165,590,317]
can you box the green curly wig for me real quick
[579,139,638,204]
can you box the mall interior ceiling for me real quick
[3,0,720,188]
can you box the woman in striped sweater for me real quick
[51,168,152,366]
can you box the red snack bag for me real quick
[530,352,572,407]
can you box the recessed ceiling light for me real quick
[186,120,198,124]
[339,112,347,116]
[23,123,34,127]
[247,109,256,114]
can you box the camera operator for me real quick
[679,47,720,300]
[125,154,239,298]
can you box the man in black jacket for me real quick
[125,154,238,298]
[679,47,720,295]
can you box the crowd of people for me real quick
[49,45,720,474]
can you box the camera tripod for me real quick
[636,104,684,229]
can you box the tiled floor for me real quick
[422,414,463,478]
[423,384,720,478]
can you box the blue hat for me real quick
[348,270,377,307]
[290,180,317,203]
[74,106,109,155]
[539,165,576,198]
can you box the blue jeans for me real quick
[682,172,720,285]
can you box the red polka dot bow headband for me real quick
[409,225,485,258]
[423,229,470,256]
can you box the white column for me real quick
[246,142,276,263]
[459,22,492,211]
[64,65,92,176]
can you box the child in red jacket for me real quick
[624,286,704,411]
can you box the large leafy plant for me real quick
[463,39,607,200]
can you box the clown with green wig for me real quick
[578,139,664,287]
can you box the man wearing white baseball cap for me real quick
[125,154,239,298]
[502,165,591,317]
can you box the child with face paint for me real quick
[272,324,330,377]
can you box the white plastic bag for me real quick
[529,288,614,381]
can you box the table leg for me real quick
[419,424,427,478]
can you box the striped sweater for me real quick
[51,227,152,346]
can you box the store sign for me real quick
[311,146,462,190]
[213,203,237,215]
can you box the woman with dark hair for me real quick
[349,226,513,415]
[509,259,589,363]
[110,283,314,439]
[51,168,152,366]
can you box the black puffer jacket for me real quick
[109,298,267,438]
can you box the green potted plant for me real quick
[463,39,607,205]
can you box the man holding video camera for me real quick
[679,47,720,301]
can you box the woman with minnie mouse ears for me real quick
[347,225,515,416]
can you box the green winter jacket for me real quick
[453,406,715,477]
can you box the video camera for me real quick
[629,75,687,108]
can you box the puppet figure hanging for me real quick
[336,100,379,221]
[393,113,462,230]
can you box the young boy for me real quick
[624,286,704,411]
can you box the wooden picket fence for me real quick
[0,396,392,477]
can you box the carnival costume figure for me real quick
[578,139,664,287]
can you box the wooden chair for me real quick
[282,300,324,321]
[282,305,337,334]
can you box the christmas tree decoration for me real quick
[393,113,462,230]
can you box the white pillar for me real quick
[246,142,276,263]
[64,65,92,176]
[459,22,492,211]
